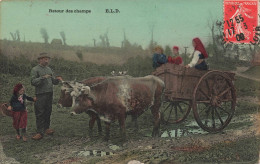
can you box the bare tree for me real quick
[10,30,20,41]
[215,20,232,57]
[16,30,20,41]
[10,32,16,41]
[93,38,96,47]
[40,28,49,44]
[59,31,66,45]
[249,44,260,62]
[121,29,131,49]
[104,33,110,47]
[99,35,106,47]
[165,45,171,56]
[148,24,155,52]
[208,19,219,61]
[208,19,232,61]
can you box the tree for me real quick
[215,20,232,58]
[16,30,20,41]
[40,28,49,44]
[99,35,106,47]
[208,20,219,61]
[104,33,110,48]
[93,38,96,47]
[121,29,131,49]
[249,44,260,60]
[10,32,16,41]
[60,31,66,45]
[233,44,239,60]
[208,19,232,61]
[165,45,171,56]
[9,30,20,41]
[148,25,155,52]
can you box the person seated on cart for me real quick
[167,46,183,65]
[185,37,208,70]
[152,45,167,69]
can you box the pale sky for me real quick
[0,0,223,52]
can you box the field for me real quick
[1,73,260,163]
[0,40,149,65]
[1,40,260,163]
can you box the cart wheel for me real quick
[192,71,236,132]
[160,100,191,124]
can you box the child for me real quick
[8,83,36,141]
[185,38,208,70]
[168,46,183,65]
[152,46,167,69]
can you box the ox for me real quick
[59,76,142,136]
[58,76,106,135]
[72,75,164,140]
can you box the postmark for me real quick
[223,0,258,43]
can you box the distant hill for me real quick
[0,40,150,65]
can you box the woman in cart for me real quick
[185,37,208,70]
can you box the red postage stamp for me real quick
[223,0,258,43]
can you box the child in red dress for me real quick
[8,83,36,141]
[167,46,183,65]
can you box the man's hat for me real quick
[38,52,50,59]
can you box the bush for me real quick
[0,53,154,81]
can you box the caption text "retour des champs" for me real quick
[49,9,120,14]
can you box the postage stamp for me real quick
[223,0,259,44]
[1,0,260,163]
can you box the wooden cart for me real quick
[152,63,236,132]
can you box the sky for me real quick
[0,0,223,53]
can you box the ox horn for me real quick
[62,81,73,88]
[82,86,91,95]
[83,86,96,102]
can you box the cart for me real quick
[152,63,236,132]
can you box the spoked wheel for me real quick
[192,71,236,132]
[160,100,192,124]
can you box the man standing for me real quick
[31,52,63,140]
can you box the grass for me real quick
[235,101,259,115]
[1,69,260,163]
[174,136,260,163]
[0,105,157,163]
[3,137,63,164]
[0,107,92,163]
[235,76,260,97]
[84,136,260,164]
[243,66,260,77]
